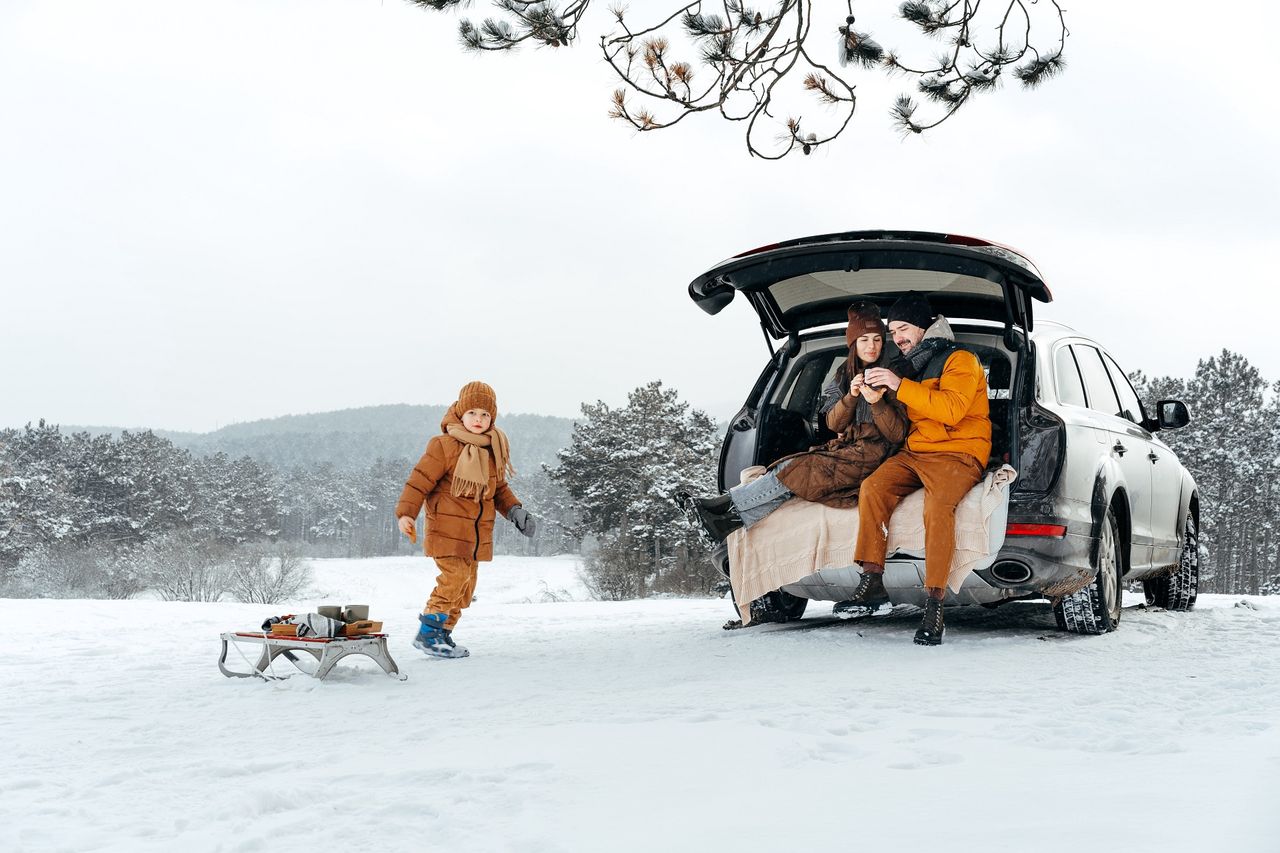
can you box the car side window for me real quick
[780,350,842,414]
[1053,345,1087,407]
[1072,345,1122,417]
[1102,352,1146,425]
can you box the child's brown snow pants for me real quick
[426,556,479,630]
[854,450,985,590]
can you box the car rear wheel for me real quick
[745,589,809,623]
[1143,512,1199,611]
[1054,505,1122,635]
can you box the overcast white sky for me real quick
[2,1,1277,433]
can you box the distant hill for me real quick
[66,405,576,473]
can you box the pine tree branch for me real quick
[408,0,1069,157]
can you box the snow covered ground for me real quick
[4,555,1279,853]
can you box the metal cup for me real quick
[316,605,342,620]
[342,604,369,623]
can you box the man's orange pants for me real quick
[426,556,479,630]
[854,450,984,590]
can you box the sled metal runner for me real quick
[218,632,407,681]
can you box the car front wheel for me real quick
[1054,505,1123,635]
[1143,511,1199,611]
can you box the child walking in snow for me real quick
[395,381,536,658]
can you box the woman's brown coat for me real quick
[773,392,909,508]
[394,411,520,562]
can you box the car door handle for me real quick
[1113,441,1126,456]
[1148,451,1159,463]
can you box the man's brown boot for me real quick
[914,594,945,646]
[832,565,889,618]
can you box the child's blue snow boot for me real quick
[413,612,470,659]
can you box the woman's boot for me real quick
[692,493,743,542]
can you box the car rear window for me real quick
[768,268,1005,316]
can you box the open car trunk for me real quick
[697,232,1050,493]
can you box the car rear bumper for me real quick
[979,532,1097,598]
[711,500,1098,607]
[773,535,1095,607]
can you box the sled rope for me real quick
[226,632,284,681]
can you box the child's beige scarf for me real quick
[445,423,514,500]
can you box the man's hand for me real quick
[864,367,902,391]
[397,515,416,543]
[508,506,537,538]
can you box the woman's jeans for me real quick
[729,460,794,530]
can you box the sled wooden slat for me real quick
[233,631,388,642]
[219,631,407,682]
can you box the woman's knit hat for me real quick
[457,381,498,419]
[845,301,886,347]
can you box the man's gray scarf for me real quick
[902,337,953,378]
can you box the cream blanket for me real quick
[727,464,1018,623]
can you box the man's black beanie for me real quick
[888,292,934,331]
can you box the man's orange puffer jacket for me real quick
[895,349,992,466]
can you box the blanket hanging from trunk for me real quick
[726,464,1018,623]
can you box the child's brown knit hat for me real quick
[457,381,498,419]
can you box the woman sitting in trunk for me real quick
[680,301,908,541]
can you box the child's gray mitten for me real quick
[508,506,537,538]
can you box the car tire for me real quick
[749,590,809,623]
[1143,511,1199,611]
[1054,505,1123,635]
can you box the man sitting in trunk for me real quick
[844,293,992,646]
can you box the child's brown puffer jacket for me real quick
[395,412,520,562]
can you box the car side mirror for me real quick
[1156,399,1190,430]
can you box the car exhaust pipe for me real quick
[990,560,1033,585]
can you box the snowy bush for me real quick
[226,542,312,604]
[6,544,100,598]
[580,535,648,601]
[135,532,232,602]
[2,542,145,600]
[97,548,148,600]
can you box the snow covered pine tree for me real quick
[551,381,719,597]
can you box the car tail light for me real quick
[1006,523,1067,538]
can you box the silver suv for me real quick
[689,230,1198,635]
